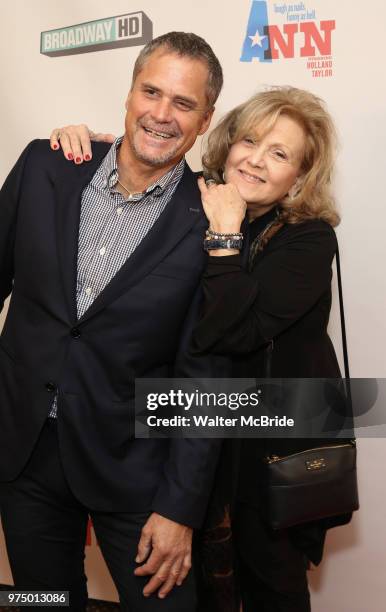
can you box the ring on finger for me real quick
[155,574,167,582]
[205,179,217,187]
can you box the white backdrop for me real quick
[0,1,385,610]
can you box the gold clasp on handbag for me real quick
[265,455,280,464]
[305,457,326,471]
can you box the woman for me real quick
[193,86,351,612]
[52,86,352,611]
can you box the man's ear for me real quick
[125,92,132,110]
[198,107,215,136]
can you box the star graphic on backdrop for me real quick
[249,29,267,47]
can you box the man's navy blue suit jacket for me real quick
[0,140,225,529]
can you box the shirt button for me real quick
[45,381,57,393]
[85,287,92,296]
[99,246,106,256]
[117,207,123,216]
[70,327,81,339]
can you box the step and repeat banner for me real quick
[1,1,385,610]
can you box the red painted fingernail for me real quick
[52,144,59,150]
[75,157,82,163]
[67,153,73,160]
[84,154,91,161]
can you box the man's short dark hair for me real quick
[132,31,223,108]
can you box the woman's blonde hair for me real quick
[202,86,340,226]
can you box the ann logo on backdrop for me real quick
[240,0,335,77]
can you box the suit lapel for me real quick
[78,163,204,324]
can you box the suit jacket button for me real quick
[45,382,57,392]
[71,327,81,339]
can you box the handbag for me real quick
[260,245,359,530]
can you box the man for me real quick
[0,32,224,611]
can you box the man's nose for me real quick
[151,98,173,123]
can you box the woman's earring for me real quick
[222,170,226,183]
[288,188,296,201]
[288,178,301,200]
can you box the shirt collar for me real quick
[96,136,185,197]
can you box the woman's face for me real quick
[224,115,306,218]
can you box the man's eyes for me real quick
[143,88,158,97]
[142,89,193,110]
[174,100,194,111]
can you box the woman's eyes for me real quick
[273,150,287,160]
[241,139,288,160]
[240,138,289,161]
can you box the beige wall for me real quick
[1,1,385,609]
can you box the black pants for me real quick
[0,419,196,611]
[234,502,311,612]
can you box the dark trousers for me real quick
[234,502,311,612]
[0,419,196,612]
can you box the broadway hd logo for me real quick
[41,11,152,57]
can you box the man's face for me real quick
[123,49,214,170]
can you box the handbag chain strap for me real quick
[335,245,350,380]
[335,245,353,413]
